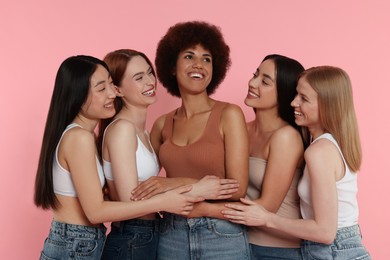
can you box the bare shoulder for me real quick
[106,119,136,138]
[305,138,339,162]
[63,127,95,148]
[220,102,245,125]
[221,102,244,116]
[152,114,168,130]
[60,127,96,161]
[272,125,302,145]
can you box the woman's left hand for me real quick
[222,198,269,226]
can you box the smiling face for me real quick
[245,59,278,111]
[80,64,116,120]
[291,76,323,136]
[175,44,213,96]
[118,55,157,107]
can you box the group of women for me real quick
[34,20,371,259]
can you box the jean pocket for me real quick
[303,242,333,260]
[41,237,69,259]
[211,220,244,237]
[74,239,98,257]
[39,251,58,260]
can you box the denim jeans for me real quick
[250,244,302,260]
[300,224,371,260]
[39,220,106,260]
[101,219,159,260]
[157,213,251,260]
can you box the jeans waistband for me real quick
[302,224,361,246]
[162,213,221,230]
[50,220,106,239]
[111,218,159,231]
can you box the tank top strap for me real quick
[161,109,177,141]
[203,101,228,141]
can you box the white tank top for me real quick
[298,133,359,228]
[53,123,105,197]
[102,120,159,182]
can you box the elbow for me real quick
[230,188,247,201]
[87,215,102,225]
[85,211,103,225]
[316,228,336,245]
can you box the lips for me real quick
[142,87,156,96]
[247,91,260,98]
[294,111,302,116]
[188,72,204,79]
[104,102,114,108]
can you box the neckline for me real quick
[169,101,218,148]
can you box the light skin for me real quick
[223,76,344,244]
[131,44,248,214]
[244,59,304,213]
[103,55,157,217]
[54,64,202,226]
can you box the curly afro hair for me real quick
[155,21,231,97]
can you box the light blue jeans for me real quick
[300,224,371,259]
[250,244,302,260]
[39,220,107,260]
[157,213,251,260]
[101,218,159,260]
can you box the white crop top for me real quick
[102,120,159,182]
[298,133,359,228]
[53,123,105,197]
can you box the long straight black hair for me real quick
[34,55,109,210]
[261,54,310,148]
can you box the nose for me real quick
[192,58,203,69]
[291,96,299,108]
[146,73,156,85]
[107,84,117,98]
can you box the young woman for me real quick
[223,66,371,259]
[243,54,307,259]
[131,21,251,259]
[34,55,202,260]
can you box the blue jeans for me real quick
[250,244,302,260]
[101,218,159,260]
[157,213,251,260]
[300,225,371,259]
[39,220,106,260]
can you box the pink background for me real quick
[1,1,388,259]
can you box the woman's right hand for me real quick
[160,185,204,216]
[187,175,239,200]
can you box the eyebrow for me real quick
[132,66,152,78]
[93,75,110,87]
[261,73,274,82]
[94,80,106,88]
[184,50,212,57]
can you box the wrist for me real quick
[265,211,276,229]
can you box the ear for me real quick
[172,66,176,76]
[115,86,125,97]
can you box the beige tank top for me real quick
[246,157,302,248]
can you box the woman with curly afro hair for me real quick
[131,21,251,259]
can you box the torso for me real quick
[159,101,227,179]
[53,123,105,227]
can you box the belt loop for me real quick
[155,218,159,232]
[206,217,212,230]
[119,221,124,233]
[61,222,66,237]
[170,214,174,228]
